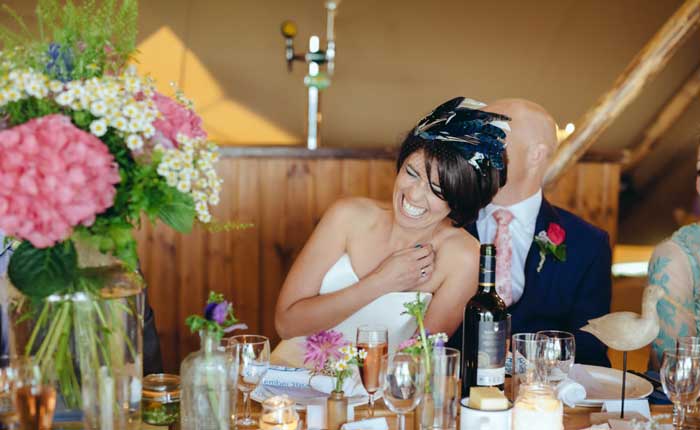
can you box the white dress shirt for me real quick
[476,189,543,305]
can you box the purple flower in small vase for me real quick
[204,301,230,324]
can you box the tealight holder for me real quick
[512,383,563,430]
[259,395,301,430]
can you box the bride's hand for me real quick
[370,244,435,292]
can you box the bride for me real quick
[273,97,510,366]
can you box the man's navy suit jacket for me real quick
[447,198,612,367]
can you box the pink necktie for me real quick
[493,209,514,306]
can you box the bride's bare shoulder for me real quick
[322,197,385,226]
[435,225,480,267]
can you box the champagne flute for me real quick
[660,348,700,429]
[356,325,388,417]
[380,353,425,430]
[12,357,56,430]
[229,335,270,427]
[536,331,575,384]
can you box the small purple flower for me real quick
[204,301,230,324]
[46,43,74,82]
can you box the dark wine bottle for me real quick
[461,244,508,397]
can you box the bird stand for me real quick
[621,351,628,419]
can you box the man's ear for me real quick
[528,142,550,166]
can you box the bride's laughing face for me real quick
[393,150,451,229]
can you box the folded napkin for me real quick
[555,378,587,407]
[341,417,389,430]
[262,365,366,396]
[568,364,607,399]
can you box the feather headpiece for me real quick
[413,97,510,171]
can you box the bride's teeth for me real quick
[402,197,427,218]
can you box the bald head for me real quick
[483,98,558,205]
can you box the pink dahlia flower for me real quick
[0,114,120,248]
[304,330,349,372]
[152,92,206,148]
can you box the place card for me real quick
[341,417,389,430]
[602,399,651,420]
[305,400,355,429]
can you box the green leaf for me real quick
[552,244,567,261]
[8,241,78,299]
[157,189,196,233]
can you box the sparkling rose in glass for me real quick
[356,325,388,417]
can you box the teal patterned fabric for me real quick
[650,224,700,367]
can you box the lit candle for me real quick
[259,395,300,430]
[512,384,563,430]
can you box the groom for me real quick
[448,99,612,367]
[0,232,164,374]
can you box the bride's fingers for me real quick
[418,263,433,281]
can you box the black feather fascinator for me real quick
[413,97,510,170]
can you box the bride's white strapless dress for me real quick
[271,254,432,367]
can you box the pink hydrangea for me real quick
[152,92,206,149]
[0,114,120,248]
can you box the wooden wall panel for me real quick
[547,163,621,244]
[137,156,620,371]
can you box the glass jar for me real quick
[142,374,181,426]
[259,395,299,430]
[512,383,563,430]
[180,331,233,430]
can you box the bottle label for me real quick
[475,319,507,386]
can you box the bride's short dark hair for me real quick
[396,132,507,228]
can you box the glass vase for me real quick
[326,391,348,430]
[416,347,460,430]
[180,331,235,430]
[8,276,144,430]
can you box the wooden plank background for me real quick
[135,156,620,372]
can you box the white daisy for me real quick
[126,134,144,151]
[89,119,108,137]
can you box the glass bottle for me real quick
[180,331,231,430]
[461,244,508,397]
[512,383,563,430]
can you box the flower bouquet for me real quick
[304,330,365,430]
[181,292,243,430]
[0,1,228,427]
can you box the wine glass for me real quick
[660,348,700,429]
[380,353,425,430]
[12,357,56,430]
[536,330,575,384]
[229,335,270,427]
[356,324,388,417]
[677,337,700,422]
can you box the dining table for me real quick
[55,391,674,430]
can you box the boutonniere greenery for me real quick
[534,222,567,273]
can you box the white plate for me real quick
[576,365,654,407]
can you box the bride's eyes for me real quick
[406,166,418,177]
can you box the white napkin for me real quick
[568,364,607,398]
[555,378,587,407]
[582,425,610,430]
[341,418,388,430]
[262,365,366,396]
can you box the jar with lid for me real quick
[511,383,563,430]
[259,395,300,430]
[142,373,181,427]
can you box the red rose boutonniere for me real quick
[534,222,567,272]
